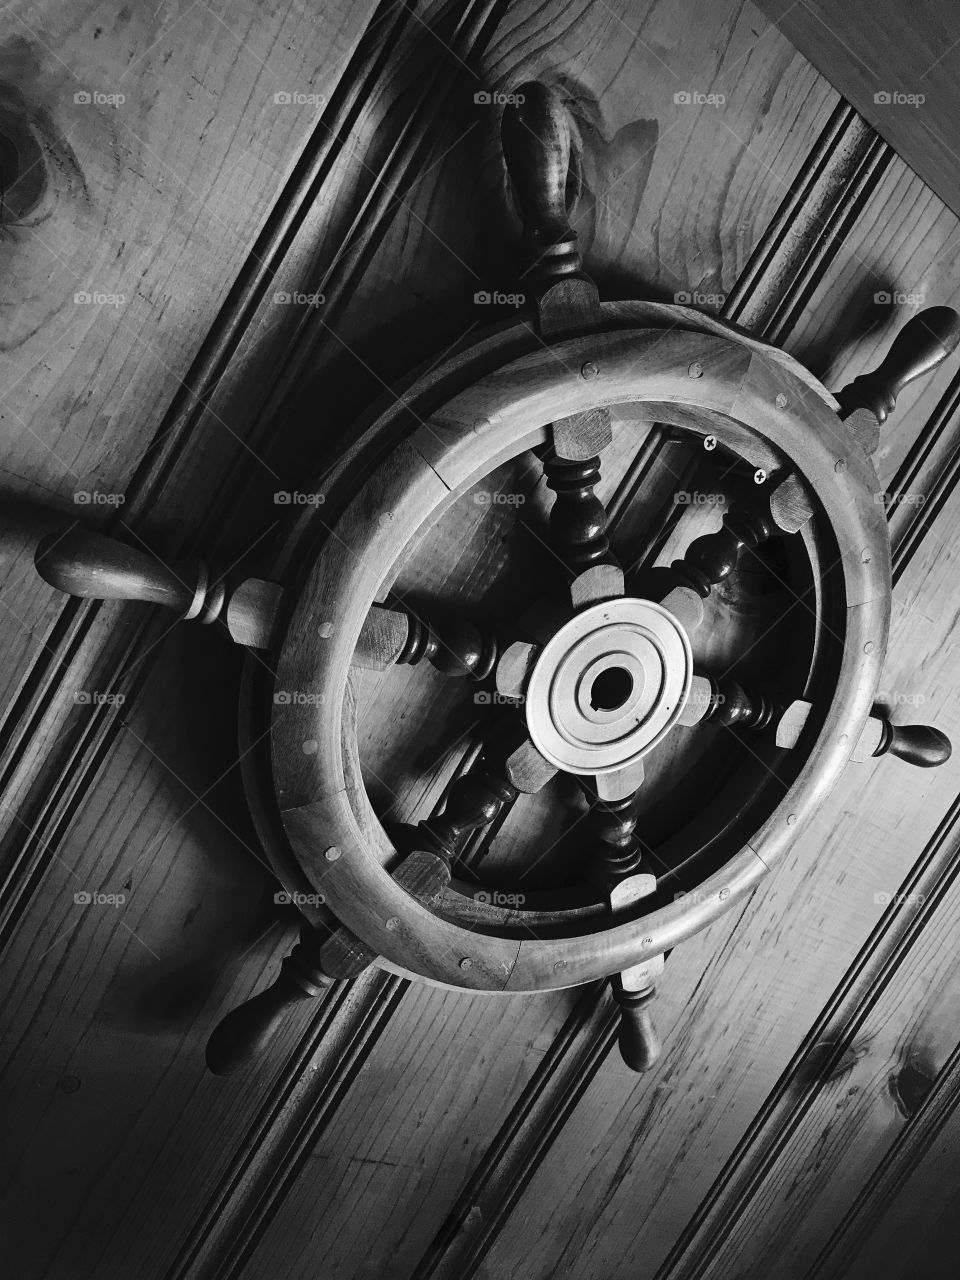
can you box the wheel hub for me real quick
[524,597,694,775]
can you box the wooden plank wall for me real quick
[754,0,960,223]
[2,2,960,1278]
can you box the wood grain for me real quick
[4,1,960,1279]
[754,0,960,220]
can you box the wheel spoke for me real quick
[570,563,625,610]
[669,490,775,599]
[608,870,663,1073]
[496,639,540,700]
[503,733,558,793]
[774,698,812,747]
[677,673,775,731]
[767,473,814,533]
[404,726,556,867]
[594,759,644,802]
[582,778,645,885]
[658,584,704,636]
[676,673,716,727]
[353,602,497,679]
[542,446,619,575]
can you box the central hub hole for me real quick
[589,666,633,712]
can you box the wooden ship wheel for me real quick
[32,83,958,1077]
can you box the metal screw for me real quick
[553,959,567,973]
[301,739,319,755]
[864,641,875,654]
[775,393,788,409]
[642,936,654,946]
[835,458,847,473]
[688,361,703,378]
[787,813,798,826]
[753,468,767,485]
[719,888,730,901]
[704,435,717,451]
[324,846,341,862]
[385,917,399,931]
[318,621,334,638]
[862,549,871,563]
[459,957,473,970]
[581,361,599,379]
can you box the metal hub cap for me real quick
[525,598,693,775]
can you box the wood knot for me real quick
[889,1051,936,1119]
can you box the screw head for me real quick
[704,435,718,451]
[459,957,473,970]
[719,887,730,901]
[553,959,567,973]
[324,846,341,862]
[318,621,335,638]
[753,468,767,485]
[864,641,875,654]
[580,361,599,379]
[775,393,788,409]
[835,458,847,473]
[787,813,798,825]
[385,917,399,931]
[688,361,703,378]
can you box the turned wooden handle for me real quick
[875,721,952,768]
[837,306,960,423]
[205,969,327,1076]
[35,527,283,646]
[206,853,448,1076]
[611,981,661,1072]
[501,81,577,254]
[206,932,340,1076]
[35,528,201,612]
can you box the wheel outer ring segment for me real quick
[270,325,890,992]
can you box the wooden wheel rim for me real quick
[271,325,890,992]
